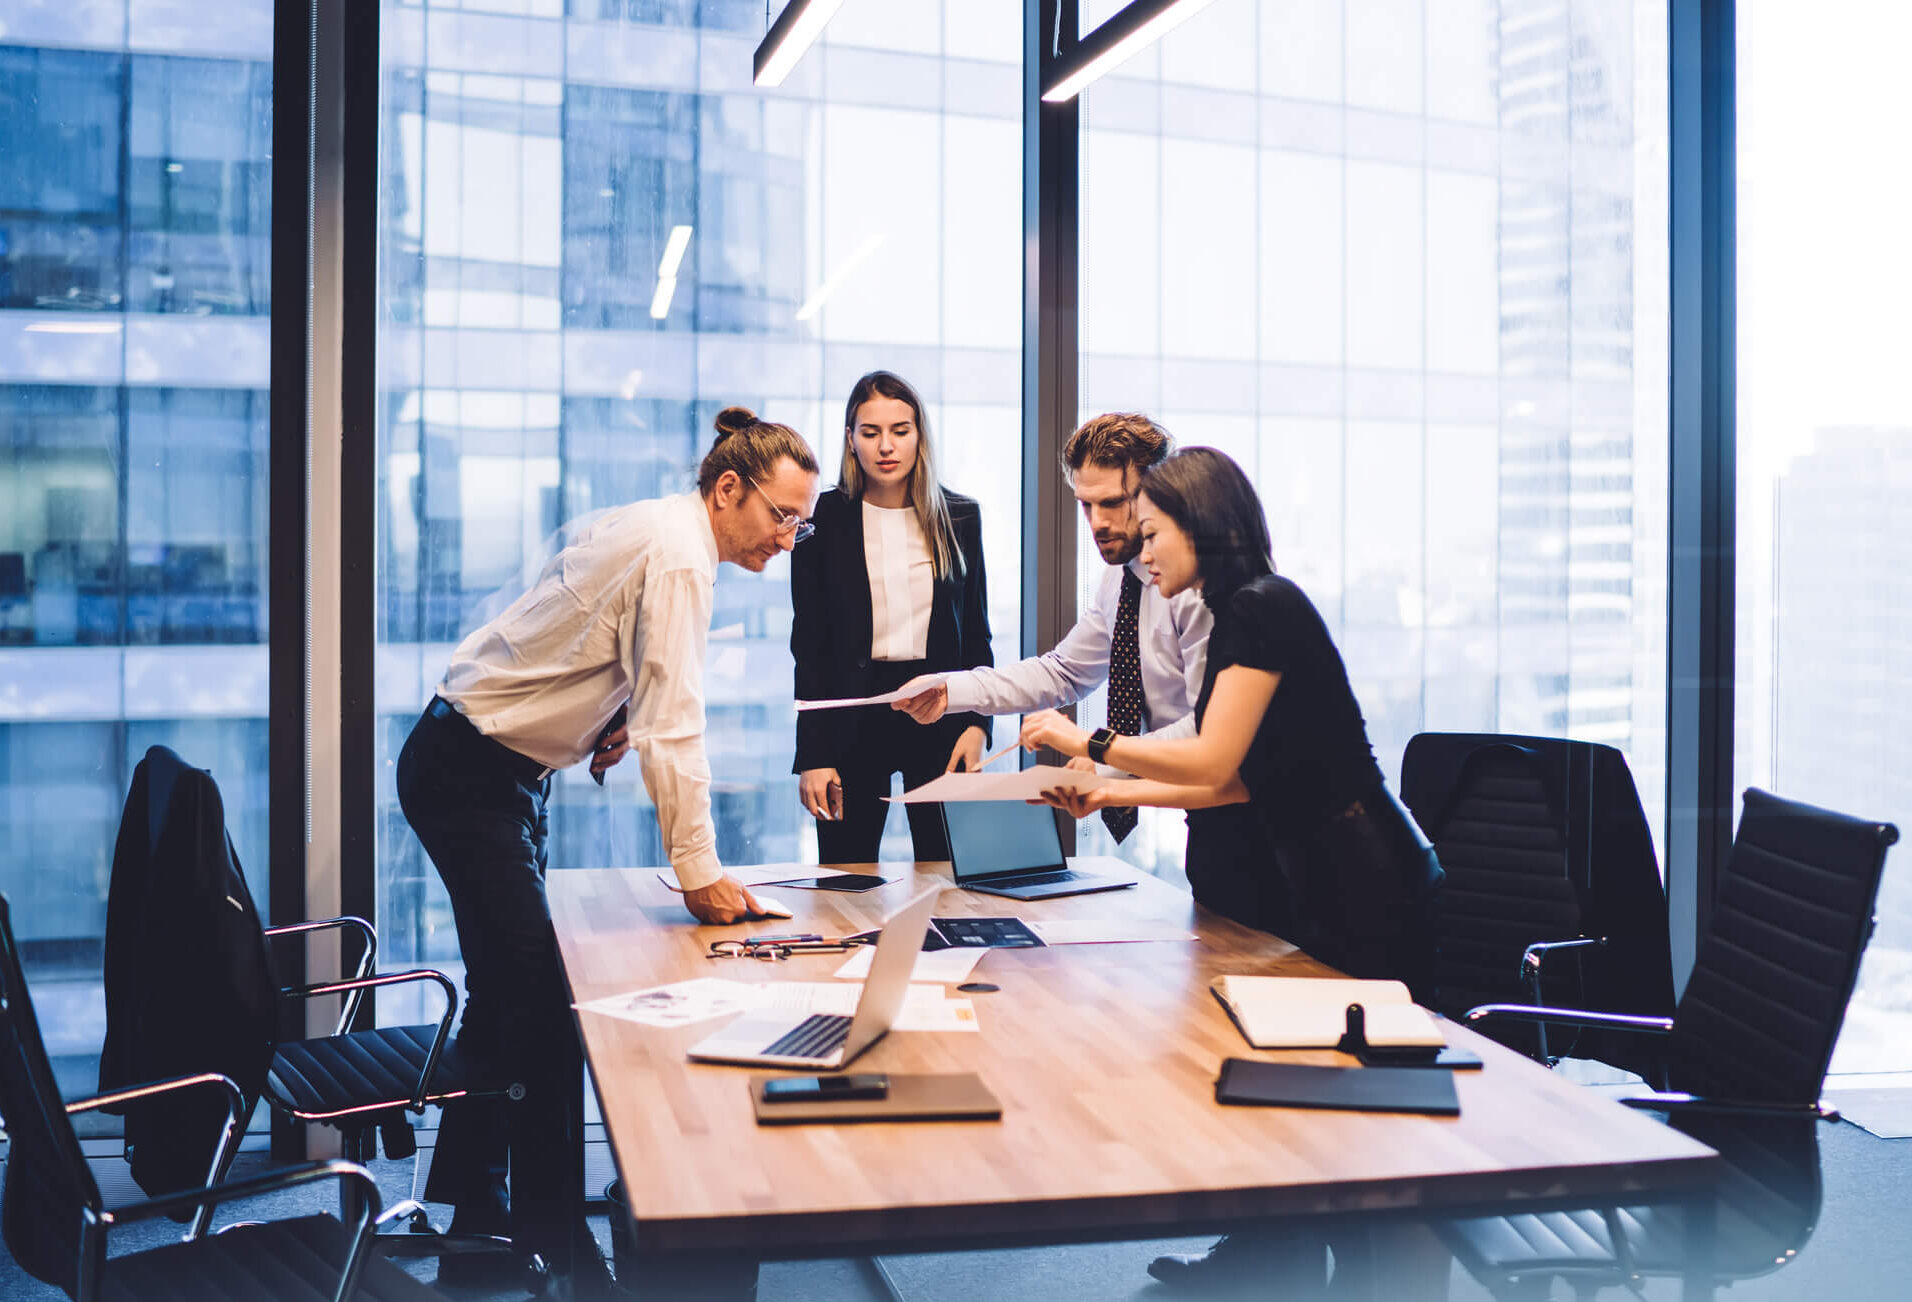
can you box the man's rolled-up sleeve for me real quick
[629,567,722,891]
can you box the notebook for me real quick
[749,1072,1002,1125]
[1210,976,1446,1051]
[940,799,1134,901]
[686,888,937,1070]
[1215,1058,1461,1116]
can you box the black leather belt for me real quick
[425,696,555,783]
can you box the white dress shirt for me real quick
[942,556,1212,752]
[863,501,933,661]
[438,491,723,891]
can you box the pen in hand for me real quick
[591,701,628,786]
[974,740,1020,770]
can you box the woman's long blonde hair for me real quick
[838,370,964,578]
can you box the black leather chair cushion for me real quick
[101,1213,443,1302]
[1670,789,1893,1104]
[267,1025,468,1118]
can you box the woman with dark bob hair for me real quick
[1021,447,1441,995]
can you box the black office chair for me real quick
[1441,1108,1823,1301]
[1439,787,1891,1299]
[1400,732,1675,1076]
[0,894,447,1302]
[97,745,514,1256]
[1467,786,1897,1115]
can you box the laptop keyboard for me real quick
[1000,870,1078,887]
[763,1013,853,1059]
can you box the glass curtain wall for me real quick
[0,2,274,1112]
[1071,0,1670,879]
[1736,1,1912,1071]
[372,0,1024,1006]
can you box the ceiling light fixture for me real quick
[753,0,847,88]
[1041,0,1220,103]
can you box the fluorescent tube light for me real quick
[657,225,692,279]
[23,319,123,334]
[794,232,885,323]
[648,226,693,319]
[1041,0,1220,103]
[753,0,847,88]
[649,276,678,321]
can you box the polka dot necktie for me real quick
[1103,566,1142,843]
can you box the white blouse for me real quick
[863,501,934,661]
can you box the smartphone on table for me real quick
[760,1073,890,1103]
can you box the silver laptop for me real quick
[941,800,1135,901]
[686,887,938,1070]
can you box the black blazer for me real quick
[790,488,993,772]
[99,746,277,1199]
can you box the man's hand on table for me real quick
[680,875,763,924]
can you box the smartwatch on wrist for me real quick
[1085,727,1117,764]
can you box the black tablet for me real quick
[771,873,891,892]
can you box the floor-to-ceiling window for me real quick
[371,0,1025,1012]
[1070,0,1670,879]
[1736,0,1912,1071]
[0,3,274,1115]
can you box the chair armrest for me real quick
[88,1159,381,1302]
[1464,1003,1675,1035]
[281,969,459,1111]
[1619,1091,1840,1120]
[67,1072,247,1240]
[1520,937,1604,1001]
[265,915,378,1032]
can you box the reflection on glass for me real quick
[372,1,1025,1013]
[1074,0,1670,881]
[0,9,274,1113]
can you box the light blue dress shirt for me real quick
[942,556,1212,745]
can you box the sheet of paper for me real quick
[884,766,1114,805]
[654,866,851,892]
[574,977,757,1028]
[748,982,979,1032]
[795,684,932,712]
[832,945,987,984]
[1025,919,1197,945]
[894,995,981,1032]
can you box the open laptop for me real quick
[686,887,938,1070]
[941,800,1136,901]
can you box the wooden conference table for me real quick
[550,859,1717,1278]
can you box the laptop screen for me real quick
[942,799,1067,883]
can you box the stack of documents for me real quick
[1210,976,1445,1051]
[577,978,978,1032]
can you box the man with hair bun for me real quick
[396,405,818,1298]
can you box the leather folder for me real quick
[749,1072,1002,1125]
[1215,1057,1460,1116]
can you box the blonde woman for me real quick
[790,371,992,862]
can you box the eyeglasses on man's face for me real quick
[747,476,815,543]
